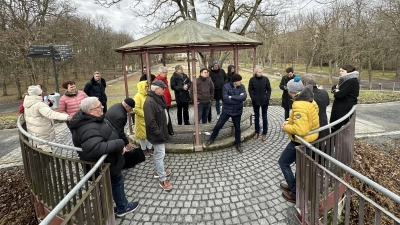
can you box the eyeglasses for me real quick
[90,104,103,110]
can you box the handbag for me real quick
[123,147,146,169]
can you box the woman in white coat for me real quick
[23,85,71,152]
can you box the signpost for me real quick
[27,44,73,93]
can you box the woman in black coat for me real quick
[330,64,359,133]
[170,65,192,125]
[301,75,330,139]
[248,66,271,141]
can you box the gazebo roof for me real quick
[115,19,262,53]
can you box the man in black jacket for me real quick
[279,67,296,120]
[208,61,228,122]
[170,65,192,125]
[69,97,139,217]
[139,66,156,82]
[84,71,108,113]
[144,80,173,191]
[105,98,135,150]
[248,66,271,141]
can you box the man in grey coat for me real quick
[144,80,173,191]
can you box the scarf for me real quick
[64,90,78,97]
[337,71,359,88]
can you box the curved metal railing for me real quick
[293,106,400,224]
[17,115,114,225]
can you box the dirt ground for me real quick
[0,138,399,225]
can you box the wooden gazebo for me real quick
[116,18,262,151]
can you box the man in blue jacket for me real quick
[206,74,247,153]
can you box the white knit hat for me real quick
[28,86,42,96]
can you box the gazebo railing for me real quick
[17,115,115,225]
[294,106,400,224]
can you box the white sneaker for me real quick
[203,132,211,135]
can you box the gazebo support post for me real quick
[234,45,239,73]
[186,51,191,77]
[145,51,151,86]
[162,53,166,66]
[191,49,202,151]
[122,53,133,134]
[253,47,257,71]
[140,53,143,72]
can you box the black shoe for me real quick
[206,140,214,147]
[236,145,243,153]
[184,122,191,125]
[169,132,174,135]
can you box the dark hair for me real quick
[340,64,356,73]
[62,80,76,89]
[286,67,294,73]
[200,68,209,73]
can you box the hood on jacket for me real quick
[23,95,44,108]
[137,80,148,96]
[69,110,104,130]
[227,65,234,75]
[293,84,314,102]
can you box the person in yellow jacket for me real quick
[134,81,153,156]
[278,77,319,204]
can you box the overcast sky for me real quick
[72,0,325,40]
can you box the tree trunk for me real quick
[16,78,22,99]
[368,56,372,90]
[396,66,400,78]
[328,59,333,84]
[2,80,7,96]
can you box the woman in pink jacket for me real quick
[59,80,87,133]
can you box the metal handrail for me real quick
[295,124,400,206]
[17,115,82,151]
[40,154,108,225]
[306,105,356,135]
[17,114,110,224]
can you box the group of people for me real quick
[277,65,359,203]
[21,63,359,217]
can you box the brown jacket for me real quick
[190,76,214,104]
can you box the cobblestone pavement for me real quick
[2,103,399,224]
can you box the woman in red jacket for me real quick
[154,66,174,135]
[58,80,87,133]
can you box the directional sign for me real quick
[28,45,52,57]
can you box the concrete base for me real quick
[128,125,255,154]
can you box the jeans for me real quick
[111,171,128,213]
[215,99,221,115]
[253,104,268,135]
[278,141,299,194]
[210,113,241,145]
[153,143,166,182]
[177,102,189,125]
[284,100,293,120]
[139,139,152,150]
[167,107,173,134]
[198,102,211,124]
[208,99,221,122]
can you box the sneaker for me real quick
[116,201,139,217]
[153,170,171,178]
[159,179,173,191]
[203,132,211,135]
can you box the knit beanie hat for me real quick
[212,61,218,67]
[28,86,42,96]
[124,98,135,108]
[231,74,242,82]
[287,77,304,93]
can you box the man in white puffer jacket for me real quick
[23,85,71,152]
